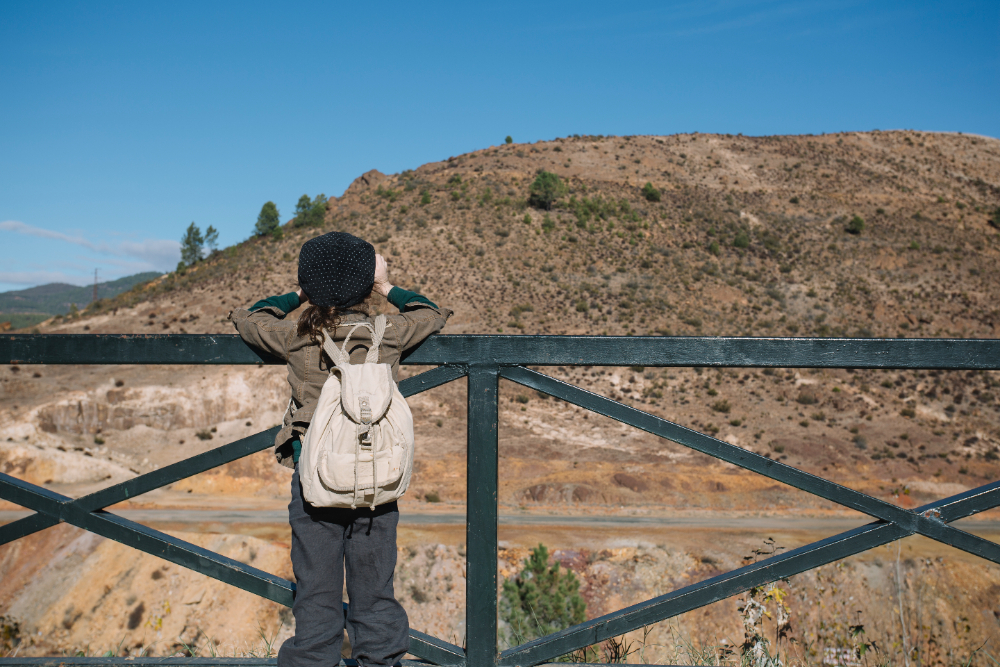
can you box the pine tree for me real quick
[293,194,328,228]
[180,222,204,266]
[499,544,586,647]
[204,225,219,253]
[255,201,281,237]
[528,171,567,210]
[294,195,312,223]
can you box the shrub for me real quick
[528,171,568,210]
[990,206,1000,230]
[711,400,731,413]
[510,304,534,317]
[516,394,530,404]
[708,241,720,256]
[541,215,556,233]
[796,390,818,405]
[420,191,431,206]
[575,299,589,313]
[255,201,280,237]
[424,491,440,502]
[505,135,513,145]
[733,232,750,248]
[789,196,799,204]
[901,407,916,418]
[846,215,865,234]
[499,544,585,645]
[195,429,214,441]
[641,182,661,202]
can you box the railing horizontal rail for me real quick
[4,334,1000,368]
[0,660,444,667]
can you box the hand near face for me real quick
[373,253,394,297]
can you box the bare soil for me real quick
[2,130,1000,661]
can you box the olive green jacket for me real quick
[230,292,451,468]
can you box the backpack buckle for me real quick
[358,396,372,424]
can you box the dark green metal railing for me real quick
[1,334,999,667]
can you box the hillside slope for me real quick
[20,129,998,495]
[3,130,1000,659]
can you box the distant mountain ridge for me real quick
[0,272,162,321]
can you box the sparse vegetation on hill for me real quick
[4,130,999,660]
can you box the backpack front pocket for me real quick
[318,444,405,493]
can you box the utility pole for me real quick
[93,269,98,304]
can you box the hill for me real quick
[0,271,162,329]
[2,130,1000,657]
[15,130,1000,494]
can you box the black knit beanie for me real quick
[297,232,376,308]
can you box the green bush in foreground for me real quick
[499,544,586,647]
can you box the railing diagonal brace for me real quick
[399,364,468,398]
[0,427,280,547]
[500,366,1000,564]
[0,472,295,606]
[498,481,1000,667]
[408,629,467,667]
[0,471,465,666]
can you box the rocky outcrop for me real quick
[342,169,387,197]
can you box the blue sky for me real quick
[1,1,997,292]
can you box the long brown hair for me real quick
[296,297,374,347]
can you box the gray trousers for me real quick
[277,466,409,667]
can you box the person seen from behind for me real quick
[231,231,451,667]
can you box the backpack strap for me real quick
[321,315,388,367]
[364,315,387,364]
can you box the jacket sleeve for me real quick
[230,292,300,361]
[387,286,438,312]
[390,294,452,353]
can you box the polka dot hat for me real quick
[297,232,376,309]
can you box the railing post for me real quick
[466,364,499,667]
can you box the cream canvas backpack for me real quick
[299,315,414,509]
